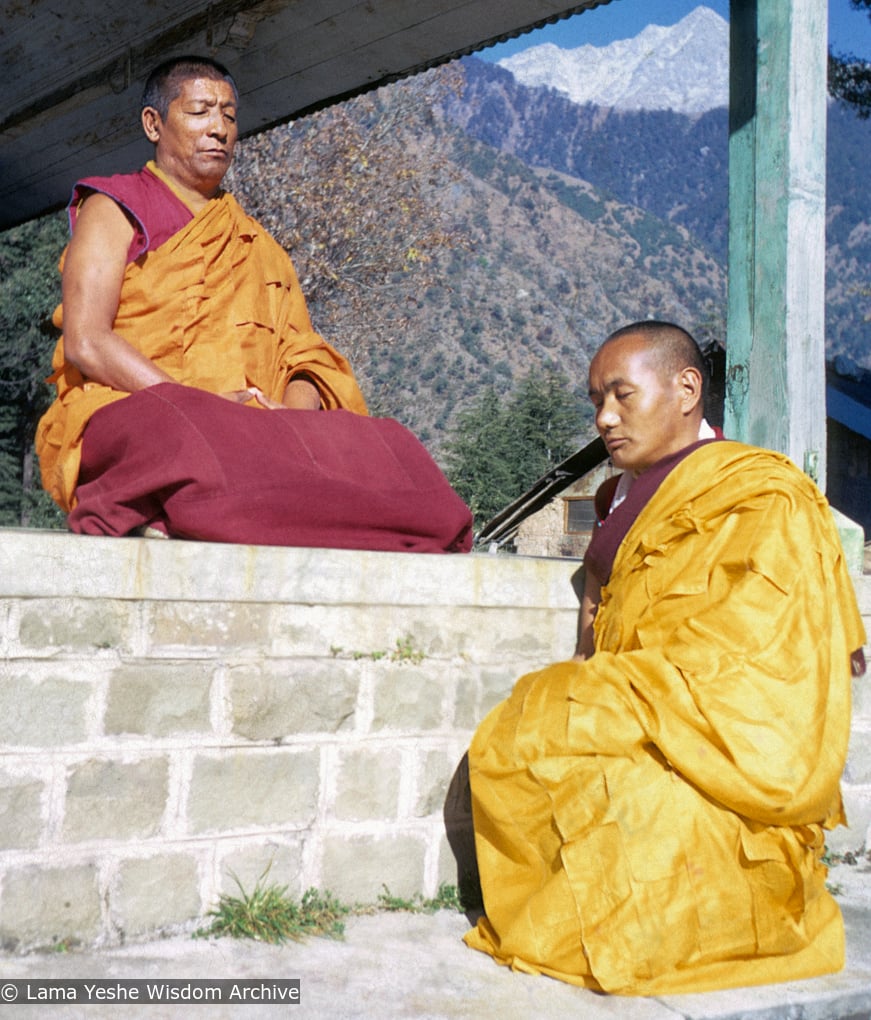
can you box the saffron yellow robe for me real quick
[36,189,367,512]
[464,441,865,995]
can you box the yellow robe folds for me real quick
[36,189,367,512]
[464,441,865,995]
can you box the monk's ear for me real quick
[677,366,704,415]
[141,107,162,143]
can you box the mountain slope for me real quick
[351,127,727,452]
[449,57,871,365]
[451,58,729,258]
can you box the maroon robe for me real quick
[69,384,473,553]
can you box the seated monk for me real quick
[463,320,866,994]
[36,55,471,554]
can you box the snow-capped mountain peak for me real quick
[496,6,728,115]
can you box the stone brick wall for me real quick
[0,529,868,952]
[0,531,577,952]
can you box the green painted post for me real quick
[725,0,829,488]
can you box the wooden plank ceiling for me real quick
[0,0,612,229]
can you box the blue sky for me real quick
[481,1,871,61]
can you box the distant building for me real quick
[514,462,615,559]
[475,437,610,557]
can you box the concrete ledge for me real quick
[0,528,580,608]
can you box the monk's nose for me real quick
[596,405,619,431]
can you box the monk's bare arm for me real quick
[570,563,600,661]
[61,194,176,392]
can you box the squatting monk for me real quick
[36,56,471,553]
[463,320,866,994]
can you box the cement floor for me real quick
[0,860,869,1020]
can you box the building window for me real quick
[564,497,597,535]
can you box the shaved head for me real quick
[141,56,238,119]
[588,321,707,473]
[601,321,708,400]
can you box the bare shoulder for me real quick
[63,192,135,305]
[70,192,135,255]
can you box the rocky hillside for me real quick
[347,57,871,454]
[347,124,727,452]
[305,58,732,456]
[447,56,871,367]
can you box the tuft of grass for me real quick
[428,882,464,912]
[328,635,426,664]
[376,882,463,914]
[194,873,349,944]
[389,635,425,664]
[194,874,467,946]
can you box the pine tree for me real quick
[0,212,68,528]
[511,368,586,478]
[443,366,590,529]
[829,0,871,118]
[442,388,519,523]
